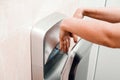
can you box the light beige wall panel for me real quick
[0,0,79,80]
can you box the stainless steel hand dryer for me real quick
[30,12,93,80]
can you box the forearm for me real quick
[82,8,120,23]
[61,18,120,48]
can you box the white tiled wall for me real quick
[0,0,79,80]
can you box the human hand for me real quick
[73,8,85,19]
[59,20,78,53]
[69,33,78,43]
[59,27,70,53]
[70,8,84,44]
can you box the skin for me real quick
[59,8,120,53]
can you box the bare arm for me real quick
[74,8,120,23]
[60,18,120,52]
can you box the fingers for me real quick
[63,40,67,53]
[60,39,63,50]
[70,33,78,43]
[60,34,78,53]
[73,34,78,43]
[73,8,84,19]
[66,37,70,49]
[60,37,70,53]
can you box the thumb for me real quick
[73,34,78,43]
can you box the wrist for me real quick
[73,8,85,18]
[60,19,67,31]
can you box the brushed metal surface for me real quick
[31,12,66,80]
